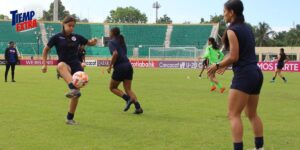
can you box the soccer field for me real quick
[0,66,299,150]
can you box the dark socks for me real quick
[133,101,141,109]
[122,94,130,102]
[255,137,264,149]
[12,72,15,81]
[68,83,77,90]
[233,142,243,150]
[272,77,276,81]
[67,112,74,120]
[282,77,286,81]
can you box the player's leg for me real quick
[209,74,217,91]
[228,89,249,150]
[57,62,72,83]
[11,63,16,82]
[4,63,11,82]
[244,95,264,149]
[66,96,80,125]
[109,79,131,101]
[123,80,143,114]
[57,62,80,98]
[277,70,287,83]
[199,65,206,77]
[271,69,278,82]
[211,75,225,93]
[109,79,123,96]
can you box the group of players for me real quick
[2,0,291,149]
[41,16,143,125]
[199,40,288,91]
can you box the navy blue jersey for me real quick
[108,38,130,67]
[5,47,18,63]
[228,23,257,71]
[278,53,287,63]
[47,33,88,63]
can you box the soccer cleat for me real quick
[65,89,81,99]
[134,108,143,115]
[270,80,275,83]
[210,86,217,91]
[66,120,79,125]
[220,87,226,93]
[284,80,287,83]
[12,80,16,82]
[124,100,133,112]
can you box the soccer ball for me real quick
[72,71,89,88]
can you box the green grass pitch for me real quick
[0,66,299,150]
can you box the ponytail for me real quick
[110,27,127,49]
[224,0,245,24]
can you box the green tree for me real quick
[157,14,172,24]
[42,0,87,22]
[0,14,9,20]
[105,7,147,23]
[285,25,300,46]
[253,22,275,46]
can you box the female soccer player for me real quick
[208,1,264,150]
[107,27,143,114]
[203,37,225,93]
[41,16,97,125]
[4,41,19,82]
[270,48,288,83]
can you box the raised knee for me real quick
[57,62,67,70]
[109,86,116,92]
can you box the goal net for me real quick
[148,47,204,60]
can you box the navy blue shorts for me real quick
[231,65,263,95]
[112,63,133,82]
[60,61,83,75]
[277,62,285,70]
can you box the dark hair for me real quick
[222,0,245,50]
[9,41,14,45]
[280,48,285,55]
[62,16,76,36]
[224,0,245,24]
[208,37,219,50]
[110,27,126,48]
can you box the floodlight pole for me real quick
[153,1,161,24]
[53,0,58,21]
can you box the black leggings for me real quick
[5,63,16,81]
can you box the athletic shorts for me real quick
[231,65,264,95]
[112,63,133,82]
[277,62,285,70]
[58,61,83,75]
